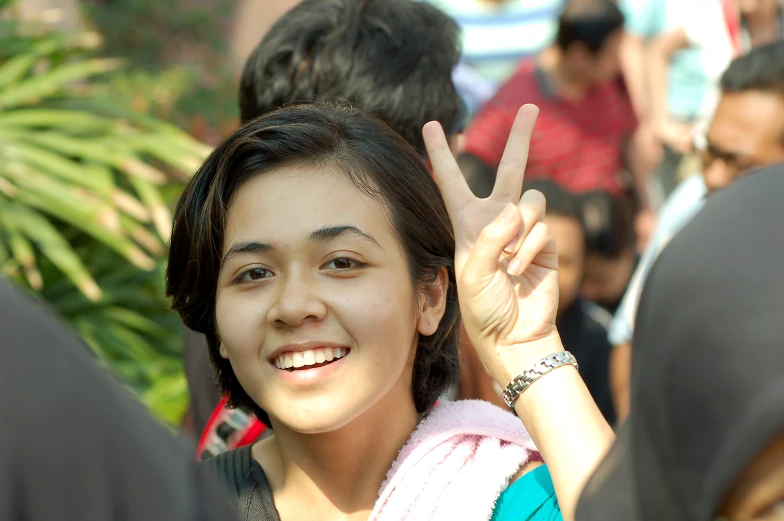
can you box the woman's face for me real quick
[214,164,444,433]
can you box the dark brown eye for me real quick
[323,258,364,270]
[236,267,273,283]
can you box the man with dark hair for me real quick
[578,191,637,313]
[184,0,467,456]
[609,40,784,421]
[460,179,617,424]
[238,0,463,154]
[459,0,648,211]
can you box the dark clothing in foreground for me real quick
[558,299,616,425]
[202,445,280,521]
[0,281,234,521]
[577,163,784,521]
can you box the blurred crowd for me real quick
[3,1,784,521]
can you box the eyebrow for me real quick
[221,225,381,265]
[307,225,381,248]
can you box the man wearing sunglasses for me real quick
[609,40,784,422]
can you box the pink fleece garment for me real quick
[369,400,539,521]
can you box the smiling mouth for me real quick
[273,347,349,371]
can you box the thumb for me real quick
[464,204,521,283]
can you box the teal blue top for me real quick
[491,465,562,521]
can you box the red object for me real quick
[465,60,638,195]
[722,0,742,57]
[196,396,267,460]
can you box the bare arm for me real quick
[507,340,615,521]
[647,28,693,152]
[619,33,650,120]
[610,341,632,423]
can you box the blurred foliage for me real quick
[0,17,211,424]
[82,0,239,140]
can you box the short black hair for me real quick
[167,102,460,427]
[239,0,463,154]
[721,40,784,97]
[525,179,582,223]
[578,190,635,258]
[556,0,625,54]
[720,41,784,145]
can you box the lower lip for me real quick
[271,352,349,385]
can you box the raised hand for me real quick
[423,105,562,385]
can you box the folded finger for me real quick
[507,221,552,277]
[503,188,546,255]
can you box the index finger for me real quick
[423,120,474,220]
[491,104,539,202]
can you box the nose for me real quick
[267,270,327,328]
[702,159,732,193]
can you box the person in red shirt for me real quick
[460,0,649,213]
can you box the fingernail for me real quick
[500,204,516,225]
[507,259,521,275]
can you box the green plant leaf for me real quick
[0,58,121,109]
[0,37,61,89]
[0,108,116,133]
[5,204,102,301]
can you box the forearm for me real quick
[620,34,649,120]
[647,39,672,127]
[610,342,632,423]
[647,29,688,127]
[493,335,614,521]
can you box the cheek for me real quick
[330,272,419,363]
[215,290,267,360]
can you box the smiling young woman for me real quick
[166,102,612,521]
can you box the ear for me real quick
[417,267,449,337]
[219,343,229,359]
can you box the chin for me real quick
[266,395,377,435]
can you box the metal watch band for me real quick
[502,351,579,408]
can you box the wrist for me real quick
[490,331,565,387]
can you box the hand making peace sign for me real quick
[423,105,562,385]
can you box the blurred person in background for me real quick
[460,0,653,240]
[425,0,565,116]
[0,280,234,521]
[577,191,637,314]
[460,179,616,424]
[609,41,784,421]
[619,0,783,205]
[184,0,466,459]
[578,164,784,521]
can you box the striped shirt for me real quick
[427,0,564,86]
[465,59,637,194]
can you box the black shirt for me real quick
[557,298,616,425]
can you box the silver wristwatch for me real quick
[502,351,579,408]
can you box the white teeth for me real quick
[274,347,349,369]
